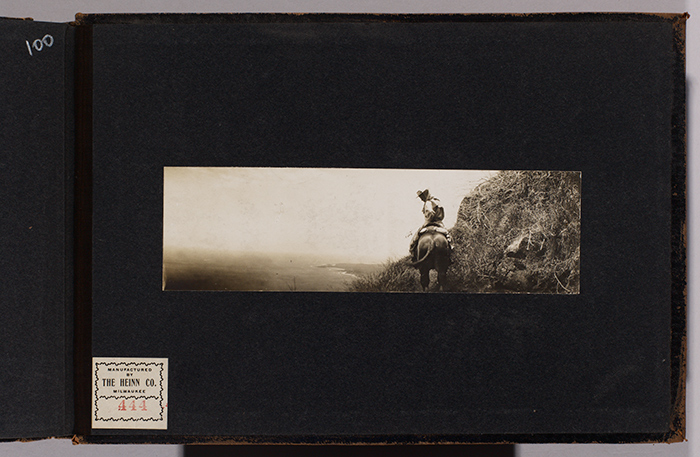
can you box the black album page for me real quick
[82,14,685,443]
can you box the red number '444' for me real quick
[117,400,147,411]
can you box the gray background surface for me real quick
[0,0,695,456]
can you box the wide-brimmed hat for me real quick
[417,189,431,201]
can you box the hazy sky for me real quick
[164,167,496,263]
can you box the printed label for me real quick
[92,357,168,429]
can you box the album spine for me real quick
[73,21,93,438]
[62,22,77,438]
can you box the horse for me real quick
[411,228,451,291]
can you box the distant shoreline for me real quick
[163,251,383,292]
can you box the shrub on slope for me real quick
[347,257,421,292]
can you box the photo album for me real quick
[0,12,687,444]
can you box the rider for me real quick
[409,189,453,260]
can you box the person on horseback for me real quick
[409,189,453,261]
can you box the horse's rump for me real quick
[412,230,450,268]
[412,230,451,291]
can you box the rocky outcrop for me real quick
[449,171,581,293]
[505,230,547,259]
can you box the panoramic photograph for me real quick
[163,167,580,293]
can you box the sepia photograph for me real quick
[163,167,580,293]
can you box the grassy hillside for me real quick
[349,170,581,293]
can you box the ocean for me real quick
[163,250,383,292]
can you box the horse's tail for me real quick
[411,239,434,267]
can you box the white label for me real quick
[92,357,168,430]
